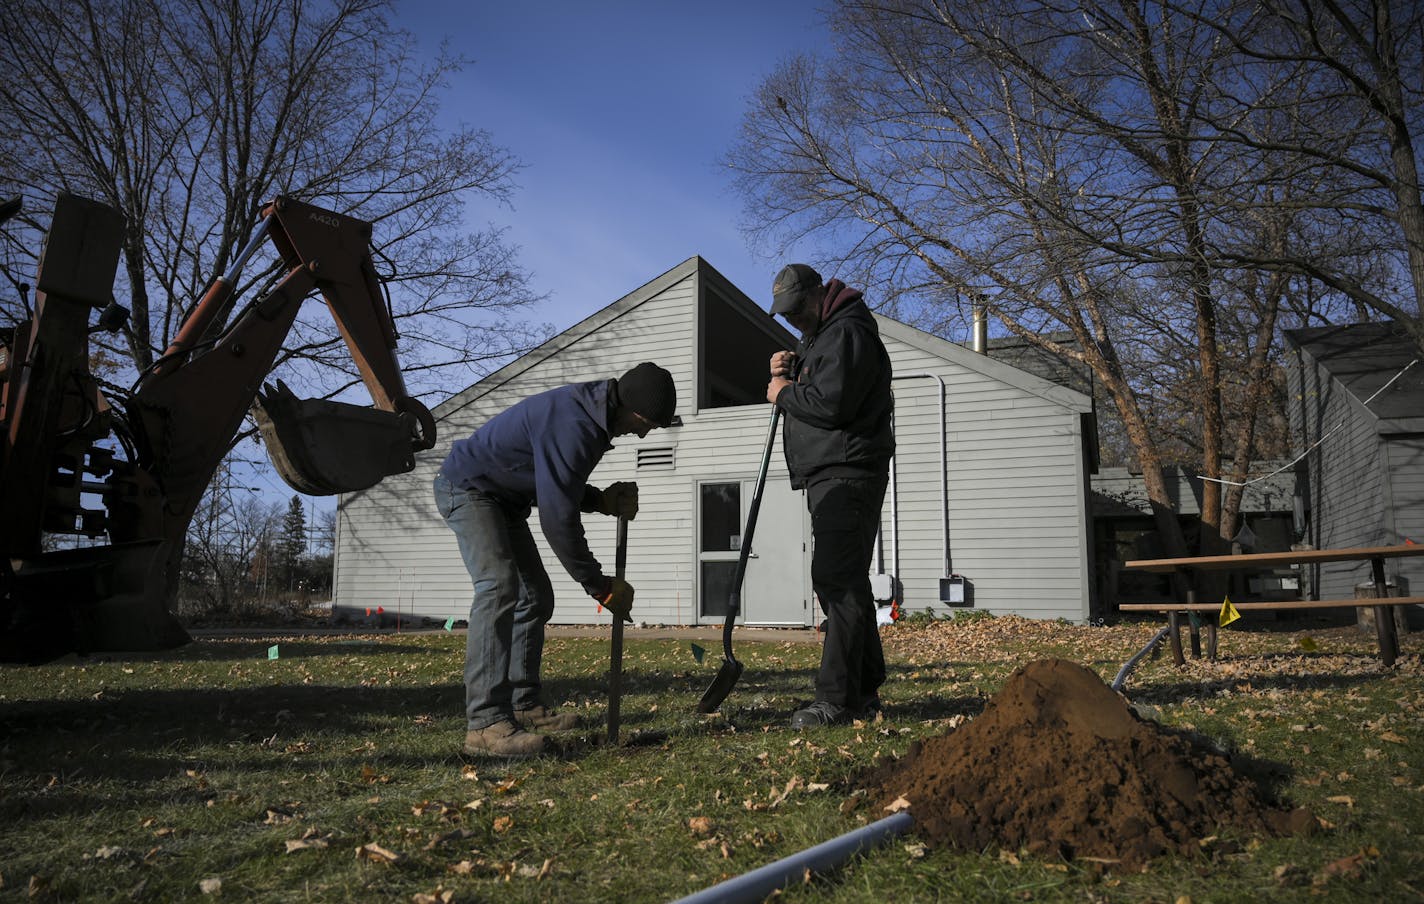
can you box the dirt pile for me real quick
[852,658,1313,870]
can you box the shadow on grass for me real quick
[54,637,451,664]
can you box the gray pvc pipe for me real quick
[670,811,913,904]
[1111,625,1172,692]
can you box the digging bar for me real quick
[697,405,781,713]
[608,514,629,744]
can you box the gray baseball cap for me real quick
[770,263,822,315]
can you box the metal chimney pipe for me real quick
[971,299,988,354]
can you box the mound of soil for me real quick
[852,658,1314,870]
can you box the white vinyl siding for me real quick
[1289,342,1407,599]
[334,259,1095,625]
[1384,436,1424,598]
[881,326,1090,622]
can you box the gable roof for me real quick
[433,256,1093,422]
[432,255,791,419]
[875,316,1093,413]
[1285,321,1424,434]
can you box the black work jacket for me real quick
[776,299,894,489]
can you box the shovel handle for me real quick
[609,515,628,744]
[722,405,781,659]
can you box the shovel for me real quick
[608,515,629,743]
[697,406,782,713]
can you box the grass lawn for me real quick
[1,613,1421,902]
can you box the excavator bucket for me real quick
[253,380,419,496]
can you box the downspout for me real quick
[889,373,950,582]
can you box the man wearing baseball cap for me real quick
[436,362,677,756]
[766,264,894,728]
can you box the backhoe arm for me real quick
[123,197,435,547]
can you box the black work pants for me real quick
[807,473,888,707]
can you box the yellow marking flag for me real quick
[1218,596,1241,627]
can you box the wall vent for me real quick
[636,446,676,470]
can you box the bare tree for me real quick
[180,464,281,617]
[1180,0,1424,350]
[726,0,1358,555]
[0,0,547,406]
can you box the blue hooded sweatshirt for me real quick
[439,380,613,595]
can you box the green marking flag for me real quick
[267,644,280,660]
[1219,596,1242,627]
[690,642,705,664]
[444,617,455,632]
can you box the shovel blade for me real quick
[696,657,744,713]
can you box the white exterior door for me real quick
[696,478,809,626]
[741,479,810,624]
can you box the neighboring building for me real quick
[1090,464,1299,610]
[1286,321,1424,603]
[333,257,1095,627]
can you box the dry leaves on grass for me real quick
[1314,847,1379,887]
[356,842,405,864]
[883,615,1422,684]
[285,827,333,853]
[450,857,554,880]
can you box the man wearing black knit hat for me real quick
[436,362,677,756]
[767,264,894,729]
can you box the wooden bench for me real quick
[1120,544,1424,667]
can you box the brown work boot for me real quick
[463,720,547,758]
[514,705,580,732]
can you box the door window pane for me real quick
[701,561,738,617]
[701,483,740,552]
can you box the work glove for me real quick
[596,481,639,520]
[597,576,635,624]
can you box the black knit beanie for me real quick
[616,362,677,426]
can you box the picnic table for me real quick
[1118,543,1424,667]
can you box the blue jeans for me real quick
[433,473,555,730]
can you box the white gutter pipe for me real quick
[888,373,951,582]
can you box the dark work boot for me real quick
[790,700,855,729]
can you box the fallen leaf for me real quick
[411,888,455,904]
[492,777,522,794]
[688,816,714,836]
[1325,795,1355,809]
[199,877,222,895]
[884,796,911,813]
[769,777,801,808]
[493,816,513,834]
[356,842,404,864]
[1379,730,1407,743]
[424,828,475,851]
[285,828,331,853]
[1315,849,1373,884]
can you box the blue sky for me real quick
[242,1,837,522]
[403,0,834,332]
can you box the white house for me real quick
[332,257,1095,626]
